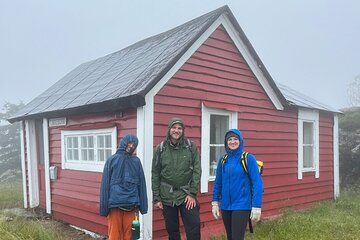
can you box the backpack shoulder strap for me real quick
[185,138,196,167]
[186,138,191,146]
[160,140,165,153]
[221,154,228,170]
[155,141,165,167]
[240,152,249,174]
[185,138,193,153]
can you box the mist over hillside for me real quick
[0,123,21,182]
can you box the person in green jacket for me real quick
[152,117,201,240]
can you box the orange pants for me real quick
[107,208,135,240]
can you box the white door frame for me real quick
[25,120,39,208]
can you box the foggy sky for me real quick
[1,0,359,111]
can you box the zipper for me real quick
[228,160,232,208]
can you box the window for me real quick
[303,122,314,168]
[201,105,237,192]
[209,115,228,177]
[298,109,319,179]
[61,127,117,172]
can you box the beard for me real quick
[125,145,135,154]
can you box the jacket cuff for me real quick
[189,191,197,198]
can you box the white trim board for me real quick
[25,120,39,208]
[333,115,340,199]
[43,118,51,214]
[20,121,28,208]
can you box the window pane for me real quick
[210,115,229,144]
[98,149,104,162]
[88,136,94,147]
[209,114,229,177]
[303,122,313,144]
[303,146,313,168]
[67,149,72,160]
[105,149,112,159]
[67,138,72,148]
[105,135,112,148]
[73,149,79,160]
[81,136,88,147]
[98,135,104,148]
[209,146,225,177]
[82,149,88,160]
[88,149,94,161]
[66,137,80,161]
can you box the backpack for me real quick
[220,151,263,233]
[220,151,263,176]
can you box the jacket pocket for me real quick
[110,177,139,205]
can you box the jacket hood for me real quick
[117,134,138,154]
[166,117,185,141]
[224,129,244,153]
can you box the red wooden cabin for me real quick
[8,5,340,239]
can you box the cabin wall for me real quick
[151,26,334,239]
[47,110,137,235]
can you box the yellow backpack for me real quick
[220,151,263,175]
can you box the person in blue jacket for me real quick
[100,134,148,240]
[212,129,263,240]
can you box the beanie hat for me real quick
[225,132,239,142]
[169,117,184,128]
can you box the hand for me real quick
[184,195,197,210]
[154,201,163,210]
[250,207,261,222]
[211,201,220,220]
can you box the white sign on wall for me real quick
[49,117,67,127]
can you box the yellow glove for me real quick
[211,201,220,220]
[250,207,261,222]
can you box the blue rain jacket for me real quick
[99,134,148,216]
[212,129,263,210]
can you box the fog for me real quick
[1,0,359,110]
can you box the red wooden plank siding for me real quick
[47,110,137,235]
[152,26,335,238]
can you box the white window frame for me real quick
[298,109,319,179]
[200,104,237,193]
[61,127,117,172]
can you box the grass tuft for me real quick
[0,180,23,209]
[211,189,360,240]
[0,215,61,240]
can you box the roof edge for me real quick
[7,94,145,123]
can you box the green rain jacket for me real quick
[151,118,201,206]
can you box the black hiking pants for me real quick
[162,202,200,240]
[221,209,250,240]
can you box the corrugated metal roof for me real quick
[277,82,341,113]
[9,6,228,122]
[8,5,338,123]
